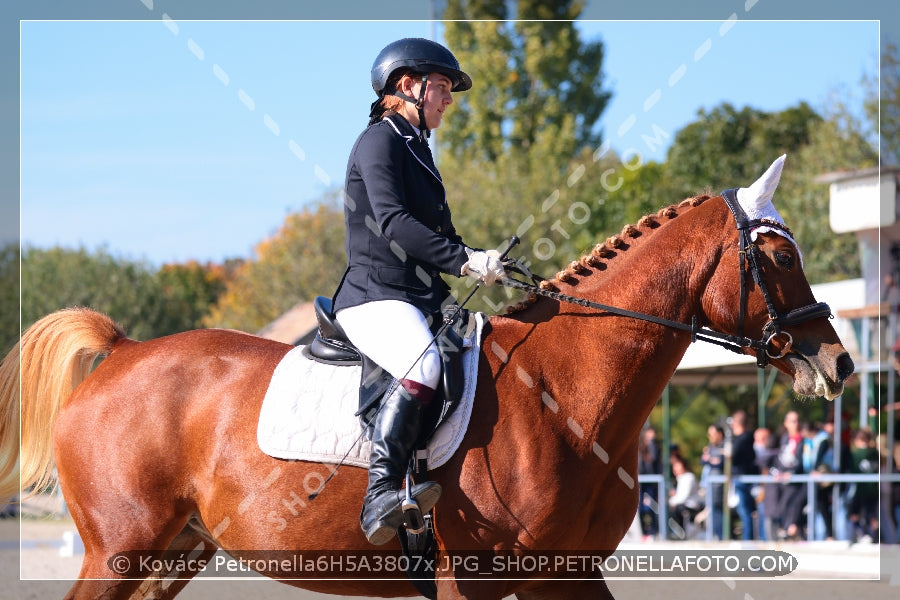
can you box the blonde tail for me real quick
[0,308,126,502]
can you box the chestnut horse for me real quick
[1,159,853,600]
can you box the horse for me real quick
[0,157,854,599]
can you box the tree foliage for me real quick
[0,244,18,354]
[663,102,823,194]
[442,0,609,163]
[153,261,229,333]
[439,0,613,312]
[586,100,876,285]
[22,246,157,340]
[19,246,227,341]
[878,42,899,166]
[203,201,346,333]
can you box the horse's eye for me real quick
[774,250,794,269]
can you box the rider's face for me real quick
[400,73,454,130]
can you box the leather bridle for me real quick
[499,191,833,368]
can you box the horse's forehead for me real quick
[753,229,797,251]
[751,227,804,267]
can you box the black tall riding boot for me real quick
[360,382,441,545]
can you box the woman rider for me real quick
[331,38,505,545]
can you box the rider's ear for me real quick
[398,74,418,96]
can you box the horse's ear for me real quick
[736,154,803,263]
[737,154,786,221]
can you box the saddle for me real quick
[302,296,468,449]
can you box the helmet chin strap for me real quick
[390,74,430,139]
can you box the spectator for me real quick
[803,421,835,540]
[772,411,806,540]
[730,410,759,540]
[822,411,854,540]
[637,427,662,538]
[668,456,703,539]
[754,427,779,541]
[700,423,726,539]
[669,442,684,467]
[847,427,879,543]
[878,434,899,544]
[891,440,900,544]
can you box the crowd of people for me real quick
[636,410,900,543]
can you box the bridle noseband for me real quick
[499,191,833,368]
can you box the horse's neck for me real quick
[492,198,725,457]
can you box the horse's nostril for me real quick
[836,352,855,382]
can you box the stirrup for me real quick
[361,482,441,545]
[402,472,426,534]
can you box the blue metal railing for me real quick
[638,473,899,542]
[702,473,898,542]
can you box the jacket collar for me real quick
[383,113,442,184]
[384,112,425,140]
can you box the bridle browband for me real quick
[499,191,833,368]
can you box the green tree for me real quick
[439,0,613,311]
[204,201,346,332]
[19,247,229,341]
[21,246,160,340]
[597,100,876,284]
[442,0,610,162]
[878,42,899,166]
[783,116,876,283]
[152,261,228,333]
[0,244,18,354]
[663,102,822,195]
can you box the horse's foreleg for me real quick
[435,576,510,600]
[64,559,143,600]
[64,579,142,600]
[61,497,194,599]
[63,523,212,600]
[128,524,219,600]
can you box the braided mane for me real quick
[505,194,713,314]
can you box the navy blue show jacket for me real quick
[332,113,470,316]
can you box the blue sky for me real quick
[19,19,878,266]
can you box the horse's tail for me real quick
[0,307,127,502]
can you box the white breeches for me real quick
[336,300,441,389]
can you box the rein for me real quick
[500,191,832,368]
[499,276,762,359]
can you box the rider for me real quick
[331,38,505,545]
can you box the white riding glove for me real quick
[461,248,506,286]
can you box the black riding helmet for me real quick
[371,37,472,95]
[368,38,472,133]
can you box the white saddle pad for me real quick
[257,313,484,470]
